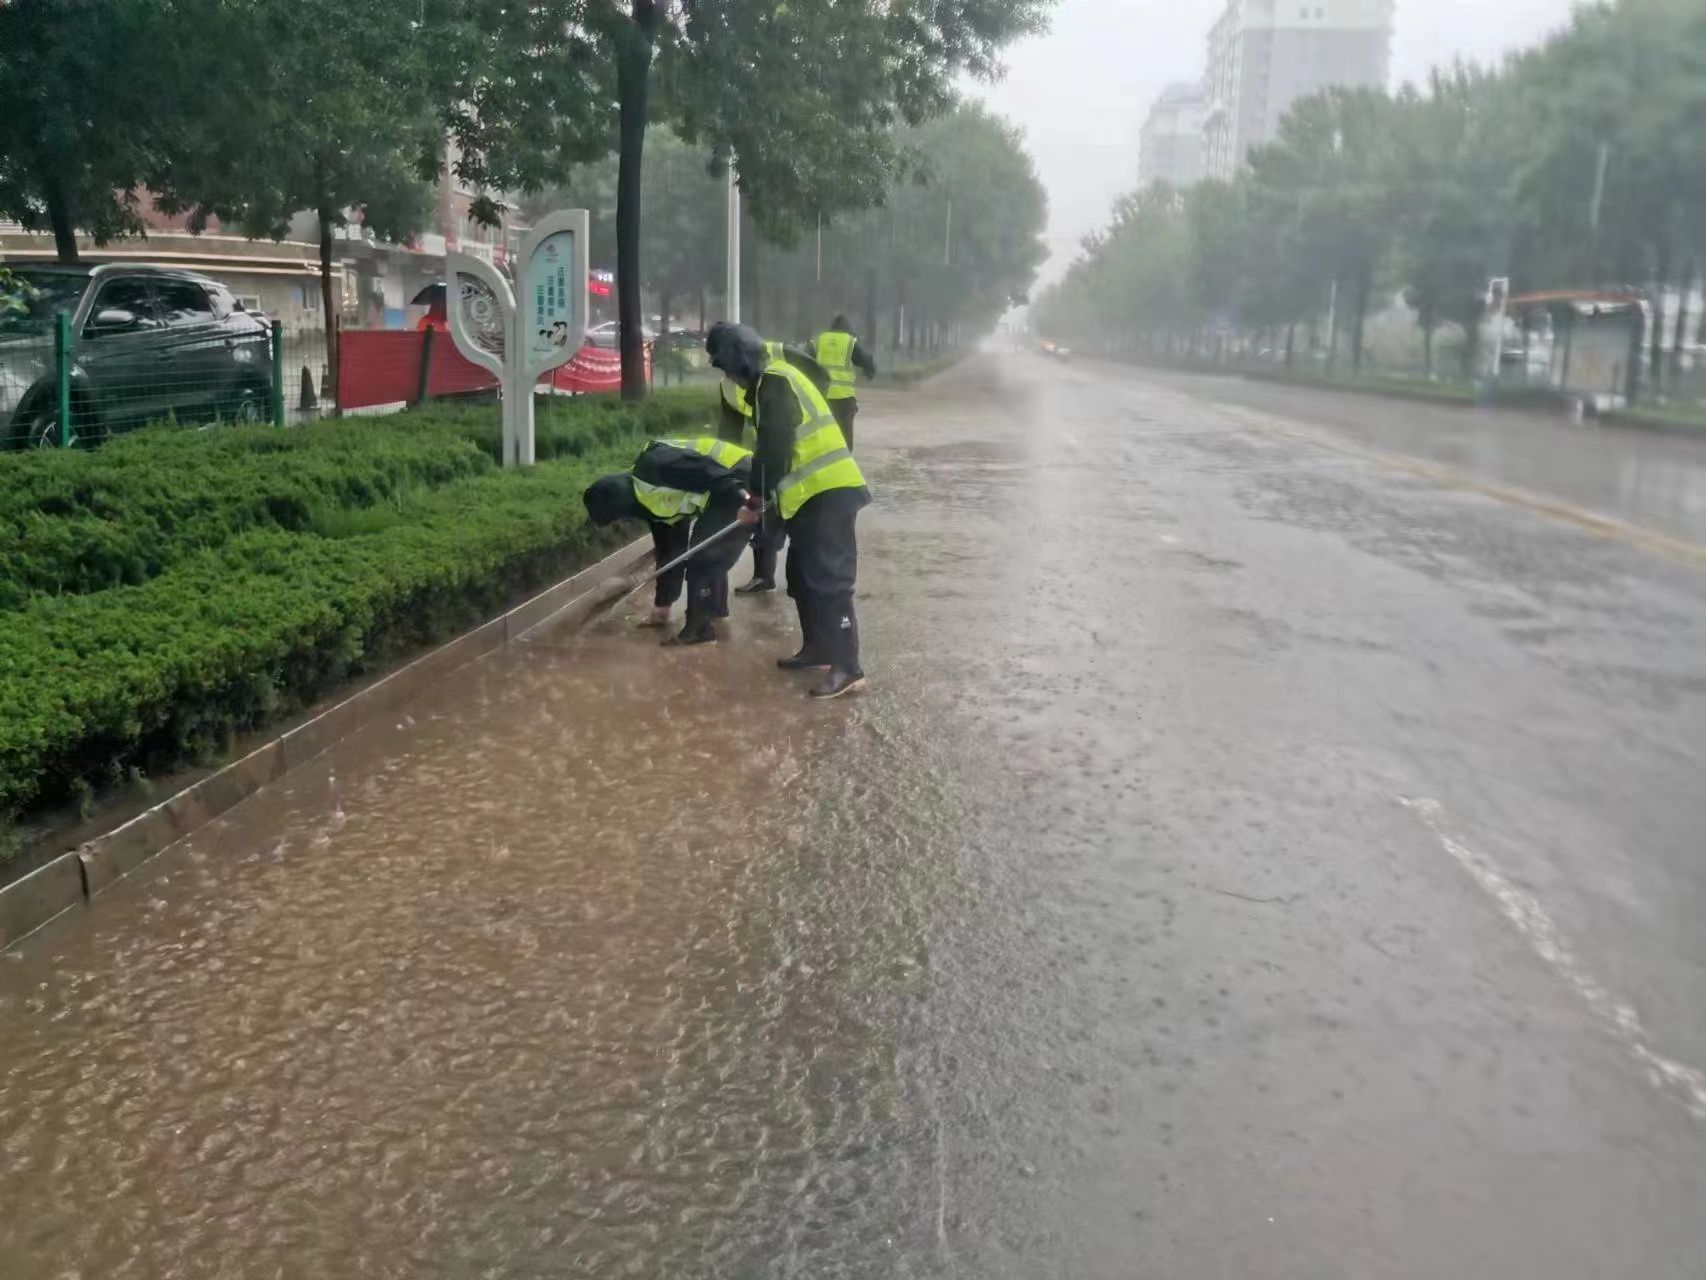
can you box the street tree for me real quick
[161,0,446,402]
[0,0,198,262]
[446,0,1051,399]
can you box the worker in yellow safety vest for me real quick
[717,374,756,448]
[806,314,877,450]
[707,321,870,698]
[583,435,757,646]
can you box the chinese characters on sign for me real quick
[526,231,578,366]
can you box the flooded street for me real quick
[6,354,1706,1277]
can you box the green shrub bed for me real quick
[0,391,710,822]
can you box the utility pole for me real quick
[725,162,741,323]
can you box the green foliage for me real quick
[1035,0,1706,397]
[0,0,198,259]
[0,391,713,818]
[737,102,1049,350]
[444,0,1053,394]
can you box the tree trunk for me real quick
[1350,271,1371,377]
[318,206,339,415]
[697,287,706,332]
[1671,257,1695,388]
[1458,310,1480,382]
[1284,322,1296,369]
[614,0,660,402]
[1326,283,1341,377]
[1649,241,1670,396]
[45,173,79,264]
[864,267,878,353]
[1423,323,1435,379]
[658,290,671,386]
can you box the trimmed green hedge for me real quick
[0,391,711,821]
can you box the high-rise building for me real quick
[1203,0,1394,180]
[1139,83,1209,190]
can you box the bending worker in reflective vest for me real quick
[582,435,757,647]
[807,314,877,450]
[706,321,870,698]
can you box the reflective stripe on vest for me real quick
[814,330,857,400]
[633,480,706,524]
[720,376,750,418]
[766,358,867,520]
[633,436,753,524]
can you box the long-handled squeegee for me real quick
[588,510,762,618]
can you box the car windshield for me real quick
[0,269,88,337]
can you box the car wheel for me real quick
[224,385,265,426]
[29,409,63,449]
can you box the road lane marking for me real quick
[1210,402,1706,569]
[1398,796,1706,1121]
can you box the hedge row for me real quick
[0,391,711,819]
[0,389,718,611]
[0,424,491,608]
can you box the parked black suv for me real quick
[0,263,273,449]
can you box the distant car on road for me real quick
[1,263,273,449]
[586,320,658,349]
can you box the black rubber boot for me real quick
[663,615,717,647]
[738,542,778,594]
[778,595,827,670]
[807,596,863,695]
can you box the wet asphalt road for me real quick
[3,353,1706,1278]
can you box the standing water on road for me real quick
[7,360,1706,1279]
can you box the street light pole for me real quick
[726,162,741,323]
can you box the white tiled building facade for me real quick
[1139,83,1210,190]
[1202,0,1394,179]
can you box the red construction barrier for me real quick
[427,339,501,398]
[337,331,648,411]
[544,342,652,394]
[337,330,427,411]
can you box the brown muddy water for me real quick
[8,359,1706,1279]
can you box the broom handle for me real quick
[633,503,765,588]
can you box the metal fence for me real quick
[1,317,692,451]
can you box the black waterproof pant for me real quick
[748,505,787,583]
[830,396,858,452]
[785,486,867,673]
[652,495,745,624]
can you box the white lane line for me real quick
[1399,796,1706,1121]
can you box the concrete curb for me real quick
[0,535,652,953]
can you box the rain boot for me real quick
[778,594,828,670]
[809,595,864,698]
[664,588,719,646]
[737,542,777,594]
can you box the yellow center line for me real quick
[1210,403,1706,570]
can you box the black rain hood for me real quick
[583,473,642,525]
[706,321,766,390]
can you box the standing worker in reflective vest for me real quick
[717,374,755,448]
[707,321,870,698]
[582,436,757,647]
[730,337,830,596]
[807,314,877,450]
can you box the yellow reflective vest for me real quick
[633,436,754,524]
[814,329,857,400]
[763,358,866,520]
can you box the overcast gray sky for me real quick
[974,0,1581,284]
